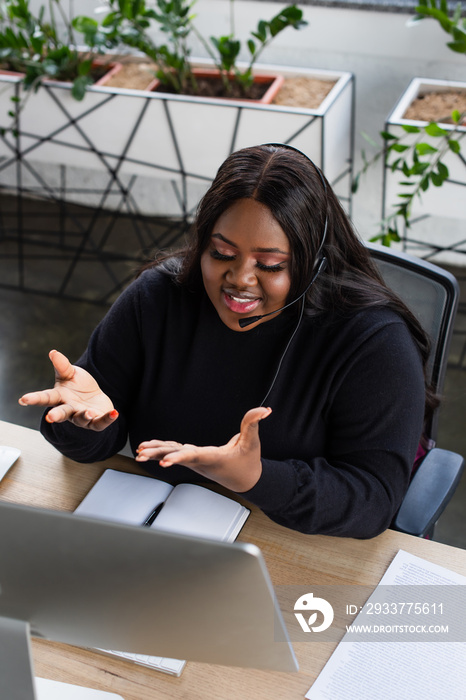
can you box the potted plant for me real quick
[353,0,466,264]
[0,0,122,101]
[82,0,305,102]
[0,0,355,301]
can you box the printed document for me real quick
[306,550,466,700]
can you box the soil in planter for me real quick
[90,64,115,83]
[272,76,336,109]
[104,59,337,108]
[0,60,113,84]
[104,60,159,90]
[403,90,466,125]
[153,75,273,100]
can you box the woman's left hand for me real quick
[135,406,272,492]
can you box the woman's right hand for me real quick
[18,350,118,431]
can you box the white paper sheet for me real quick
[306,550,466,700]
[36,677,124,699]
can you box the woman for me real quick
[19,144,429,538]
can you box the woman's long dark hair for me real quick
[144,144,438,426]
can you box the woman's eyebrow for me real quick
[212,233,238,248]
[252,246,290,256]
[211,233,289,256]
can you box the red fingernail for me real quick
[45,413,54,423]
[110,410,119,419]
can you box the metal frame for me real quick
[381,77,466,265]
[0,69,355,304]
[381,142,466,264]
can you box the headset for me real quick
[238,142,328,329]
[236,143,329,405]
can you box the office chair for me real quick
[366,242,464,538]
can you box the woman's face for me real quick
[200,198,292,332]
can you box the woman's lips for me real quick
[222,290,262,314]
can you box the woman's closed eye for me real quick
[255,260,286,272]
[209,249,286,272]
[210,249,235,262]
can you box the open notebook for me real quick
[74,468,250,542]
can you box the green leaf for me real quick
[424,122,448,137]
[387,228,401,243]
[279,5,304,22]
[411,161,429,175]
[420,175,430,191]
[72,16,99,33]
[416,142,438,155]
[102,12,120,28]
[247,39,256,56]
[401,124,421,133]
[71,75,91,101]
[77,59,92,77]
[378,228,401,246]
[30,34,45,54]
[448,139,461,153]
[391,144,410,153]
[380,130,398,141]
[451,110,461,123]
[416,5,453,32]
[254,20,267,43]
[447,40,466,53]
[437,161,449,179]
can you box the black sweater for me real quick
[41,266,425,538]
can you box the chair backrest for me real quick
[366,242,460,442]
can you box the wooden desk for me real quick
[1,419,466,700]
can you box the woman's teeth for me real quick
[231,295,255,303]
[223,291,261,314]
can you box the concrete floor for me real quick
[0,195,465,548]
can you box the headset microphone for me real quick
[238,256,327,328]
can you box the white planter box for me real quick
[383,77,466,266]
[0,60,354,218]
[0,60,354,301]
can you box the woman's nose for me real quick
[226,258,257,287]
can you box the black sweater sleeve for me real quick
[240,320,426,539]
[40,273,146,462]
